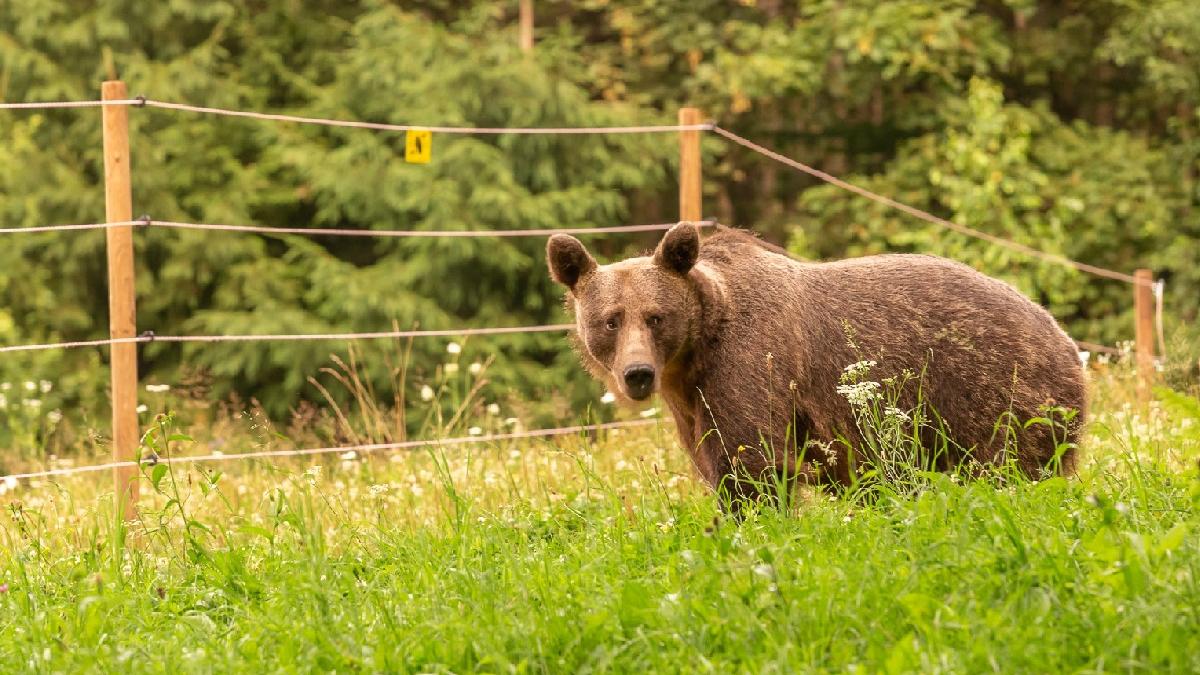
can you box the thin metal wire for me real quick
[142,99,713,135]
[3,321,1112,361]
[0,99,142,110]
[0,325,574,355]
[0,220,139,235]
[1073,339,1122,356]
[0,219,710,238]
[148,219,713,238]
[711,126,1150,287]
[0,336,150,354]
[2,419,660,482]
[150,324,575,344]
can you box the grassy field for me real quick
[2,359,1199,673]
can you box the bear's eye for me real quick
[646,315,662,328]
[604,317,620,331]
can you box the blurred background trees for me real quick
[1,0,1197,437]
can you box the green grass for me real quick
[2,366,1199,673]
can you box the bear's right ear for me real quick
[654,222,700,276]
[547,234,597,291]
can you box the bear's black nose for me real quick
[623,364,656,400]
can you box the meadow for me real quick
[0,352,1197,673]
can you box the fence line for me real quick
[0,99,142,110]
[1,419,660,482]
[0,325,575,355]
[0,100,1163,368]
[147,219,713,238]
[0,218,713,239]
[0,336,149,354]
[710,126,1148,287]
[150,324,575,344]
[1073,339,1122,356]
[0,96,1157,289]
[2,321,1122,359]
[0,220,138,235]
[1,91,1168,522]
[140,99,712,135]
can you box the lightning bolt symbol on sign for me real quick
[406,130,432,164]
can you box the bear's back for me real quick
[693,228,1086,476]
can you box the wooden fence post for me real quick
[1134,268,1155,396]
[678,107,703,223]
[519,0,534,52]
[102,80,140,520]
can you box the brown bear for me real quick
[547,223,1087,505]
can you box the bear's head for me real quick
[547,222,703,403]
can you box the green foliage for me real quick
[2,0,1198,433]
[0,1,676,424]
[792,78,1182,344]
[1,408,1198,671]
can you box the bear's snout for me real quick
[622,364,656,400]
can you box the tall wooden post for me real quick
[1134,268,1155,396]
[102,80,139,519]
[519,0,534,52]
[678,107,703,223]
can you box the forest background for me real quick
[1,0,1197,444]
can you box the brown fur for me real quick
[547,224,1087,505]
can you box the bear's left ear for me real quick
[654,222,700,276]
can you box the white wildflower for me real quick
[639,407,659,418]
[884,406,909,421]
[340,451,357,461]
[38,380,52,394]
[368,484,389,497]
[486,403,501,416]
[145,384,171,393]
[836,381,881,406]
[135,404,148,414]
[468,362,483,376]
[509,449,522,460]
[665,593,680,603]
[0,394,6,409]
[420,385,434,402]
[467,426,483,436]
[24,399,42,409]
[444,363,459,375]
[446,342,462,355]
[0,382,10,391]
[1077,351,1090,367]
[600,391,616,404]
[503,417,519,427]
[46,410,63,424]
[24,381,36,392]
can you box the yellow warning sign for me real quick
[406,129,432,164]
